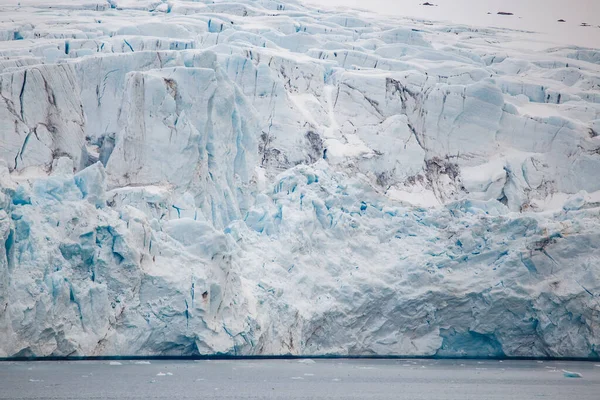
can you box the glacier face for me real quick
[0,0,599,358]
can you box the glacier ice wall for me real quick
[0,0,599,358]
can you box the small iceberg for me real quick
[109,361,122,366]
[562,370,583,378]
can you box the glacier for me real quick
[0,0,599,359]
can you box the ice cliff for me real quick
[0,0,599,358]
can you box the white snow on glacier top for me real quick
[305,0,600,48]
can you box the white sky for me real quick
[300,0,600,48]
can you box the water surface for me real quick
[1,359,599,399]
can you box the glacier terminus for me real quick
[0,0,599,359]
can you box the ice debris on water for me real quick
[562,370,583,378]
[297,359,316,364]
[134,361,151,365]
[109,361,122,366]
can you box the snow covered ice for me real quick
[0,0,599,359]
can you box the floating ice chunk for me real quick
[291,376,304,380]
[157,372,166,376]
[297,359,316,364]
[109,361,122,366]
[562,370,583,378]
[28,379,43,382]
[166,372,173,376]
[134,361,151,365]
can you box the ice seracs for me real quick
[0,0,599,359]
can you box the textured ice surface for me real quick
[0,0,599,358]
